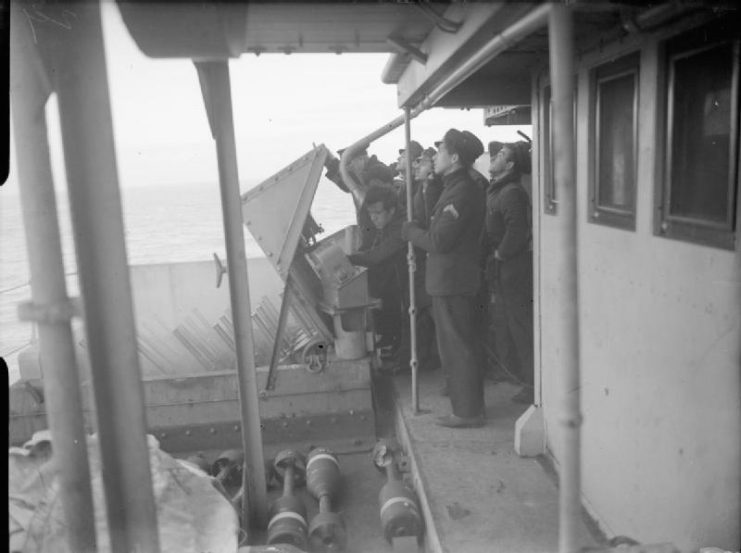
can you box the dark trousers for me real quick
[491,254,533,385]
[432,295,484,418]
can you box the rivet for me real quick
[282,421,289,428]
[160,432,167,439]
[349,409,355,416]
[185,430,192,436]
[306,419,312,426]
[209,427,216,434]
[233,425,239,432]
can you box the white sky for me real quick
[5,2,531,193]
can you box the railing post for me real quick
[49,2,160,551]
[403,107,420,414]
[195,60,269,532]
[9,4,96,551]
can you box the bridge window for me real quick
[589,53,639,230]
[658,25,739,250]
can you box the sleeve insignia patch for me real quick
[443,204,460,219]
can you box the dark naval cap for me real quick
[399,140,423,159]
[435,129,484,165]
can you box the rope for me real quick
[1,340,34,358]
[0,282,30,295]
[0,271,78,296]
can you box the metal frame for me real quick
[195,60,268,529]
[658,32,739,250]
[9,5,97,551]
[589,51,640,230]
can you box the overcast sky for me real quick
[5,2,531,193]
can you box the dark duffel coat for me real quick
[405,168,486,297]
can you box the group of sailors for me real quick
[324,128,533,428]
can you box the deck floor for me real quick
[389,368,602,553]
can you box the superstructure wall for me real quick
[533,26,740,552]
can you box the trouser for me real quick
[498,289,533,385]
[374,288,403,350]
[491,254,534,385]
[432,295,484,418]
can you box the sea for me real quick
[0,180,356,385]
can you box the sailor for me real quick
[325,147,394,195]
[324,147,395,247]
[391,146,442,374]
[401,129,487,428]
[347,185,406,364]
[393,140,424,204]
[485,141,534,404]
[411,147,443,227]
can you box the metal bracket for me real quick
[17,297,83,323]
[386,35,428,65]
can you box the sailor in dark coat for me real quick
[324,147,395,247]
[485,141,534,404]
[402,129,487,428]
[347,185,406,359]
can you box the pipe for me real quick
[549,6,582,553]
[194,60,268,531]
[9,5,97,551]
[403,108,420,414]
[341,4,551,192]
[339,113,419,208]
[51,2,160,552]
[417,3,551,111]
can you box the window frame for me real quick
[656,27,740,250]
[588,52,640,231]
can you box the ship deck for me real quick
[385,369,603,553]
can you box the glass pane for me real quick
[669,43,733,223]
[598,73,636,210]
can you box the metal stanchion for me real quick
[403,108,420,414]
[549,5,582,553]
[195,60,269,531]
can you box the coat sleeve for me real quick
[351,219,405,266]
[497,186,531,259]
[407,183,477,254]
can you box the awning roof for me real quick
[116,2,718,113]
[116,1,439,58]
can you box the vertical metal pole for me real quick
[51,2,160,552]
[549,6,582,553]
[195,61,268,530]
[9,6,96,552]
[403,108,420,414]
